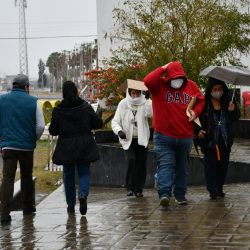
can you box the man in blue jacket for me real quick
[0,74,45,223]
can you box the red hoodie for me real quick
[144,61,205,138]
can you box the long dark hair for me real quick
[62,81,78,104]
[205,77,230,112]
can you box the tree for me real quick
[80,42,98,71]
[38,59,45,88]
[46,52,65,92]
[84,63,147,106]
[45,41,98,92]
[43,74,48,88]
[109,0,250,85]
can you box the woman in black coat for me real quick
[195,77,240,199]
[49,81,103,215]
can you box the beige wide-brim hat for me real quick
[119,79,148,92]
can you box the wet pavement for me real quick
[229,138,250,164]
[1,184,250,249]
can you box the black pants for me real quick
[125,139,148,193]
[204,146,230,195]
[1,149,35,216]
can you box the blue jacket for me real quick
[0,89,37,150]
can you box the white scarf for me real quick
[125,89,146,106]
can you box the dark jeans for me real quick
[63,163,90,208]
[204,146,230,195]
[125,139,148,193]
[1,149,34,216]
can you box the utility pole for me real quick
[15,0,29,77]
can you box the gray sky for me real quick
[0,0,249,80]
[0,0,97,79]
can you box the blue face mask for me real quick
[170,78,184,89]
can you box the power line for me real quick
[0,20,96,25]
[0,34,97,40]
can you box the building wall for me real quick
[96,0,126,68]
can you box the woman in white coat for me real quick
[111,88,152,197]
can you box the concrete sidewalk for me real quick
[1,184,250,249]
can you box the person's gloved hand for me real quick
[118,130,126,139]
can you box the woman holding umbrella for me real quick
[195,77,240,199]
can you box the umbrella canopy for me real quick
[200,66,250,86]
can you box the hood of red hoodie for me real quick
[164,61,187,84]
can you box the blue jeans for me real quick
[153,131,192,199]
[63,163,90,208]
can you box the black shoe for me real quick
[175,197,188,205]
[23,207,36,215]
[217,192,225,198]
[209,193,217,200]
[127,190,134,196]
[1,214,11,224]
[67,206,75,214]
[135,192,143,198]
[79,197,87,215]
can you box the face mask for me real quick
[211,91,223,100]
[170,78,184,89]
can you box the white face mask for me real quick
[211,91,223,100]
[170,78,184,89]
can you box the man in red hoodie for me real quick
[144,61,204,208]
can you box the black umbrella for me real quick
[200,65,250,101]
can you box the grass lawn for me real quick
[33,140,62,194]
[0,140,62,198]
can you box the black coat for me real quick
[194,104,240,152]
[49,98,103,165]
[194,80,240,152]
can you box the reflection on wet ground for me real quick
[1,184,250,249]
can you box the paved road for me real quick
[1,184,250,249]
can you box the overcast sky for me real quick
[0,0,97,79]
[0,1,249,80]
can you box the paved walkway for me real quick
[229,138,250,164]
[1,184,250,249]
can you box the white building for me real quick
[96,0,127,68]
